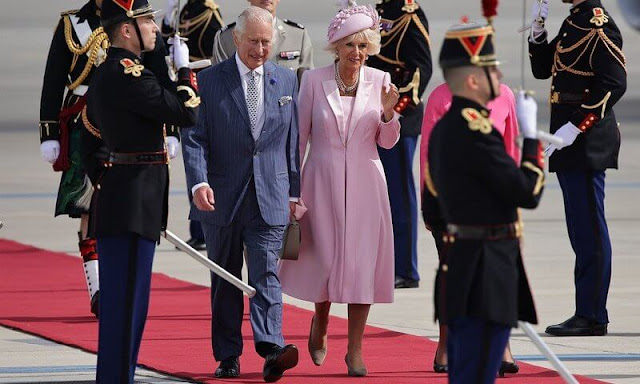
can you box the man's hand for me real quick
[40,140,60,164]
[530,0,549,41]
[545,121,582,156]
[289,202,297,217]
[168,37,190,70]
[515,90,538,139]
[166,136,180,159]
[381,83,399,122]
[194,186,215,211]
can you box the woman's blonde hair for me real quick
[325,28,381,57]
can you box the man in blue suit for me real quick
[181,6,300,383]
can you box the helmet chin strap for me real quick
[132,18,147,54]
[483,66,498,102]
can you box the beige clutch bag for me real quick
[279,219,300,260]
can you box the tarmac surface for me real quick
[1,0,639,383]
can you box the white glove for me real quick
[168,37,190,70]
[530,0,549,41]
[545,121,581,156]
[40,140,60,164]
[166,136,180,159]
[515,90,538,139]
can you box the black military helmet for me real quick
[101,0,159,27]
[439,22,499,69]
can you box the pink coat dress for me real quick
[419,83,521,193]
[278,64,400,304]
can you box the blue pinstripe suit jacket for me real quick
[182,58,300,226]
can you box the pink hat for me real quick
[327,1,380,44]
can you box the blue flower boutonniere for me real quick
[270,76,278,85]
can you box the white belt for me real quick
[73,85,88,96]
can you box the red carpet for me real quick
[0,238,603,383]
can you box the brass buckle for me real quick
[550,91,560,104]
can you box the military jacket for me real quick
[39,1,107,142]
[161,0,224,60]
[211,17,314,72]
[84,47,199,241]
[367,0,432,136]
[529,0,626,172]
[422,96,545,327]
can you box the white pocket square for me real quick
[278,96,292,107]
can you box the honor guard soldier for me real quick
[367,0,432,289]
[422,22,544,383]
[528,0,626,337]
[39,0,110,318]
[83,0,199,381]
[212,0,314,76]
[161,0,224,60]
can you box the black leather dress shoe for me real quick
[498,361,519,377]
[394,277,419,289]
[545,315,608,336]
[183,238,207,251]
[263,344,298,383]
[214,357,240,378]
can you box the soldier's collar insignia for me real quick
[462,108,492,134]
[590,8,609,27]
[120,58,144,77]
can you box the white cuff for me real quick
[191,182,210,196]
[289,197,299,202]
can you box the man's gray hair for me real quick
[234,6,274,38]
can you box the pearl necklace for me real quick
[335,62,359,94]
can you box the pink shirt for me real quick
[419,83,521,193]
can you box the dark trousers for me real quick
[448,317,510,384]
[378,136,420,281]
[96,233,155,384]
[201,180,286,361]
[557,170,611,324]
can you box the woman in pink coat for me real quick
[278,2,400,377]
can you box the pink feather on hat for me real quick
[327,0,381,43]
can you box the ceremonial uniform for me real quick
[161,0,224,60]
[84,0,199,382]
[423,24,544,383]
[529,0,626,334]
[212,17,313,73]
[367,0,432,288]
[39,1,109,317]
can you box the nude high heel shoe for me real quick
[345,354,367,377]
[308,316,327,366]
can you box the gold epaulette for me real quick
[60,9,79,17]
[204,0,219,10]
[462,108,492,134]
[62,15,110,90]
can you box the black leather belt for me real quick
[549,91,588,105]
[108,151,167,165]
[447,223,521,240]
